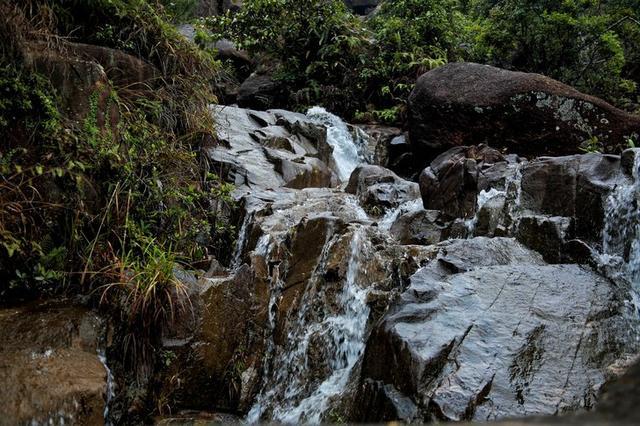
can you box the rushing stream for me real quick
[306,106,370,181]
[98,350,115,426]
[247,226,371,423]
[246,110,375,423]
[601,153,640,288]
[232,108,640,424]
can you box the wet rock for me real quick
[355,125,404,168]
[518,153,626,242]
[0,301,107,425]
[359,237,639,422]
[408,62,640,163]
[159,265,268,413]
[419,147,631,262]
[231,183,438,422]
[155,411,242,424]
[208,105,338,191]
[515,215,574,263]
[474,193,506,237]
[346,165,420,214]
[351,379,419,422]
[389,209,447,245]
[418,145,508,219]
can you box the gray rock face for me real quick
[208,105,338,191]
[408,62,640,164]
[359,237,639,422]
[389,209,446,245]
[418,146,635,263]
[0,302,107,425]
[355,124,404,169]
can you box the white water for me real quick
[601,152,640,287]
[98,350,115,426]
[379,198,423,231]
[232,210,255,270]
[465,187,506,235]
[247,226,371,423]
[306,107,369,182]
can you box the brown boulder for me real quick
[0,302,107,425]
[418,145,508,219]
[158,265,269,413]
[408,62,640,163]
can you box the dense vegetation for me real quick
[200,0,640,121]
[0,0,235,383]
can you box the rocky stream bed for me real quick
[2,63,640,425]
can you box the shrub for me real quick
[201,0,470,120]
[470,0,640,105]
[0,0,233,375]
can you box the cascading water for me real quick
[98,349,115,426]
[465,187,506,235]
[306,107,369,182]
[601,152,640,287]
[232,210,255,270]
[247,226,371,424]
[378,198,423,231]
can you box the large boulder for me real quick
[0,302,108,425]
[357,237,639,422]
[238,73,286,111]
[408,62,640,163]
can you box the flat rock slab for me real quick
[360,238,639,422]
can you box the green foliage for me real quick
[0,1,233,369]
[355,0,466,117]
[201,0,471,120]
[158,0,198,23]
[469,0,640,105]
[203,0,369,113]
[580,135,603,153]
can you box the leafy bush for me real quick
[0,0,233,371]
[470,0,640,105]
[201,0,471,120]
[202,0,370,113]
[360,0,469,120]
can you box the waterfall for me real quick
[232,210,255,270]
[306,107,369,182]
[601,152,640,287]
[378,198,423,231]
[247,226,371,423]
[465,187,506,235]
[98,350,115,426]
